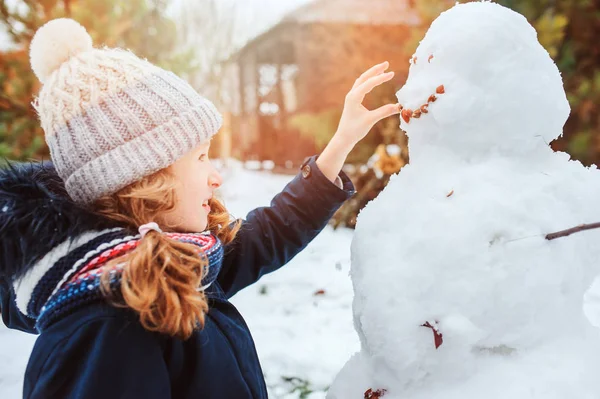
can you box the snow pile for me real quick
[328,2,600,398]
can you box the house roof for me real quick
[229,0,420,61]
[283,0,420,25]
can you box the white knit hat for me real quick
[30,18,222,204]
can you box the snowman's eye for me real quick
[411,54,435,65]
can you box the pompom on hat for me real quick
[30,18,92,83]
[30,18,222,204]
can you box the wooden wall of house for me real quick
[293,23,414,113]
[288,22,414,163]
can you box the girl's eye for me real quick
[199,154,207,162]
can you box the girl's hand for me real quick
[337,61,401,145]
[316,61,401,183]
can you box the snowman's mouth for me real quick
[399,85,446,124]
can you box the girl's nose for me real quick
[208,167,222,189]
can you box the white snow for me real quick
[386,145,401,157]
[262,160,276,170]
[0,162,359,399]
[244,160,264,170]
[328,2,600,399]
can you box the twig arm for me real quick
[545,222,600,241]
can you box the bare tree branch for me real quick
[545,222,600,240]
[174,0,253,106]
[0,0,36,43]
[64,0,72,16]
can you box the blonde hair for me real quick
[93,168,241,339]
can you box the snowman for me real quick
[328,2,600,398]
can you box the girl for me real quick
[0,18,400,398]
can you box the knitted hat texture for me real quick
[30,18,222,204]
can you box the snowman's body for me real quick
[328,2,600,398]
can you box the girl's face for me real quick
[163,141,222,232]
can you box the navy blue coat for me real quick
[0,156,354,399]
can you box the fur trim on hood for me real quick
[0,161,123,281]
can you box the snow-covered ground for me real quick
[3,163,600,398]
[0,162,359,399]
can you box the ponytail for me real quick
[102,230,208,339]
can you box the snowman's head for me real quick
[396,2,570,163]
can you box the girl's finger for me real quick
[369,103,402,124]
[351,71,395,102]
[352,61,389,89]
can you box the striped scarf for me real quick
[12,228,223,332]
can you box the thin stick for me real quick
[545,222,600,241]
